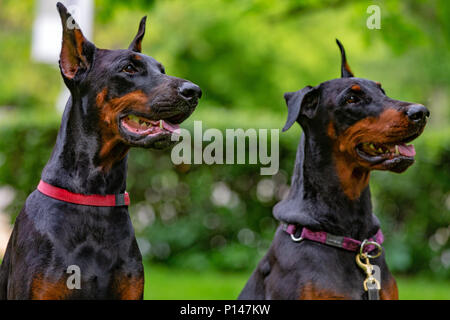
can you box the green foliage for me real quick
[0,120,60,210]
[0,1,61,112]
[2,0,449,120]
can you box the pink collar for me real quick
[37,180,130,207]
[282,223,384,254]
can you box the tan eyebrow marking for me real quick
[375,81,382,87]
[351,84,361,91]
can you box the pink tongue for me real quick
[397,144,416,157]
[161,120,180,134]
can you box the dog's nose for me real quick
[406,104,430,123]
[179,82,202,100]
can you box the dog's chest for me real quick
[26,194,142,294]
[266,265,367,300]
[268,240,371,299]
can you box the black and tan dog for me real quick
[239,40,428,300]
[0,3,201,299]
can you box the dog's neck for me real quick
[41,95,128,195]
[273,132,380,240]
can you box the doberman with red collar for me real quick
[239,40,429,300]
[0,3,201,299]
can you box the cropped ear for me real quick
[57,2,95,82]
[128,16,147,52]
[282,86,320,132]
[336,39,354,78]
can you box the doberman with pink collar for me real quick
[0,3,201,299]
[239,40,429,300]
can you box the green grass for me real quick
[145,265,450,300]
[144,265,248,300]
[397,277,450,300]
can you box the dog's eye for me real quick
[346,96,360,104]
[123,64,138,74]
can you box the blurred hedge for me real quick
[0,121,448,277]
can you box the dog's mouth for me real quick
[355,132,420,173]
[118,113,181,149]
[121,114,180,136]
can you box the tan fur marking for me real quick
[96,88,150,171]
[380,277,399,300]
[328,109,412,200]
[344,62,353,77]
[113,274,144,300]
[299,282,349,300]
[31,274,70,300]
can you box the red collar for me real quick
[37,180,130,207]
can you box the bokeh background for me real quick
[0,0,449,299]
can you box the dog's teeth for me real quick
[369,144,376,150]
[129,115,140,123]
[395,145,399,155]
[378,148,383,153]
[160,120,163,129]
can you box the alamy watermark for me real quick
[171,121,280,175]
[62,4,82,30]
[66,265,81,289]
[366,5,381,29]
